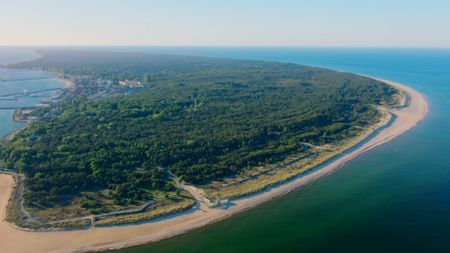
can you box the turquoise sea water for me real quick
[99,48,450,253]
[2,47,450,252]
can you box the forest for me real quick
[1,50,398,207]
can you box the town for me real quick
[13,75,146,123]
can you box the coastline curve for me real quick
[0,77,428,253]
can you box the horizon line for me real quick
[1,45,450,50]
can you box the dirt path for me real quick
[0,79,428,253]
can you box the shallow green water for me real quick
[107,48,450,253]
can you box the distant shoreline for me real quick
[0,74,71,141]
[0,76,428,253]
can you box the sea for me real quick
[2,47,450,253]
[0,48,65,137]
[102,47,450,253]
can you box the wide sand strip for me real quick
[0,78,428,253]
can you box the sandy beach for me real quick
[0,78,428,253]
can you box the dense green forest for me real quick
[1,50,398,207]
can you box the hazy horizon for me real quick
[1,0,450,48]
[1,46,450,50]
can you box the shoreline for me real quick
[0,73,69,141]
[0,78,428,253]
[1,108,33,142]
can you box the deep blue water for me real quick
[2,47,450,252]
[96,47,450,253]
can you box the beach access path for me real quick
[0,78,428,253]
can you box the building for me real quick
[119,80,144,88]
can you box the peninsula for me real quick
[0,50,428,253]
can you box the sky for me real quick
[1,0,449,47]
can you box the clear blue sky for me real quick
[1,0,449,47]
